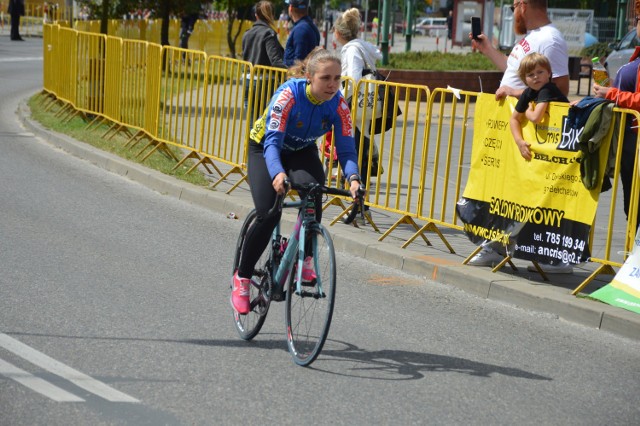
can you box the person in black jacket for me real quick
[179,12,198,51]
[8,0,25,41]
[243,1,285,68]
[242,1,285,120]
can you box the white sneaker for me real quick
[468,247,504,266]
[527,263,573,274]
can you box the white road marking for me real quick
[0,57,43,63]
[0,358,85,402]
[0,333,139,403]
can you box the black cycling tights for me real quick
[237,141,326,279]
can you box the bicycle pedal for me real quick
[298,290,325,299]
[301,279,317,287]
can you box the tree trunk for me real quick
[100,0,109,35]
[226,5,236,58]
[159,0,171,46]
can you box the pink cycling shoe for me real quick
[301,256,317,284]
[231,271,251,314]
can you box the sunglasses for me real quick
[635,16,640,25]
[510,1,527,12]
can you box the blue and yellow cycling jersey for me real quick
[250,78,359,180]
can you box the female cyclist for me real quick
[232,48,362,314]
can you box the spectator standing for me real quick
[8,0,25,41]
[468,0,571,272]
[179,11,199,51]
[242,1,286,120]
[332,8,382,222]
[592,0,640,229]
[471,0,568,100]
[283,0,320,67]
[243,1,285,69]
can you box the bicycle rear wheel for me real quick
[232,209,271,340]
[285,223,336,366]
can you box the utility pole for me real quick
[615,0,628,40]
[363,0,369,41]
[380,0,391,65]
[323,0,330,49]
[405,0,414,52]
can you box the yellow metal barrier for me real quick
[54,27,77,108]
[100,36,123,131]
[142,46,207,162]
[42,23,55,95]
[343,79,442,246]
[40,25,640,298]
[247,64,288,125]
[121,41,163,150]
[143,43,163,143]
[74,18,251,58]
[403,87,478,251]
[188,55,256,192]
[75,31,106,117]
[572,108,640,294]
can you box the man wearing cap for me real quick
[283,0,320,67]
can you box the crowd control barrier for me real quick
[73,18,251,58]
[39,23,640,297]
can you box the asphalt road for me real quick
[1,36,639,425]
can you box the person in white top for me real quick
[334,9,382,83]
[467,0,573,274]
[332,8,383,213]
[471,0,569,101]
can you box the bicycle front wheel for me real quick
[232,209,271,340]
[286,223,336,366]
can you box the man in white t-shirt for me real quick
[472,0,569,100]
[467,0,572,274]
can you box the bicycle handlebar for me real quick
[266,179,365,223]
[340,186,365,225]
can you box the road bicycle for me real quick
[231,180,363,366]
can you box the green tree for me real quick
[213,0,255,58]
[77,0,208,46]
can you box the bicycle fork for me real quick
[273,201,325,298]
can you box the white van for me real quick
[414,17,448,37]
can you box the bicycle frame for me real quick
[232,180,364,365]
[272,197,324,298]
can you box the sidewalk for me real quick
[17,100,640,341]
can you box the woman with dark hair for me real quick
[242,1,285,69]
[242,1,286,119]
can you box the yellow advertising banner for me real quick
[458,93,612,265]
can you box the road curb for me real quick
[18,101,640,341]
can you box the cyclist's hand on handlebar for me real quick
[349,179,362,199]
[273,172,288,195]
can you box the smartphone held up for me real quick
[471,17,482,40]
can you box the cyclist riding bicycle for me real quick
[232,48,362,314]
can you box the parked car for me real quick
[414,17,447,37]
[605,29,640,83]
